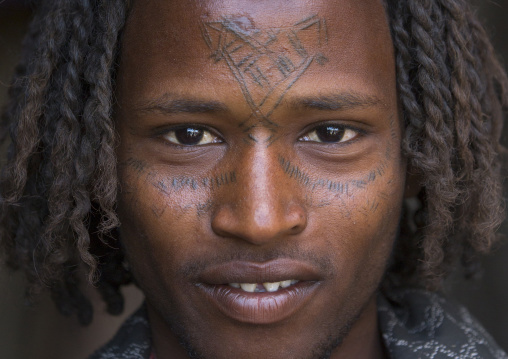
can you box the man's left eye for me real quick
[299,124,358,143]
[163,126,221,146]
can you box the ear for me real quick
[404,166,422,198]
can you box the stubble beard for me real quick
[144,249,381,359]
[158,296,368,359]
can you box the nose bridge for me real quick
[211,143,306,244]
[244,144,281,226]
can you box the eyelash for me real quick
[159,125,222,146]
[159,123,362,146]
[298,124,361,144]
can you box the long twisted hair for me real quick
[0,0,506,324]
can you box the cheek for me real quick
[307,164,405,275]
[117,166,240,275]
[117,169,209,277]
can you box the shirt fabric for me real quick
[89,288,508,359]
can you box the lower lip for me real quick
[196,282,320,324]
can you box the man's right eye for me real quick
[162,126,222,146]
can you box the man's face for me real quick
[115,0,404,358]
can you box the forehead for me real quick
[119,0,394,106]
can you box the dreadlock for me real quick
[0,0,506,324]
[0,0,129,324]
[386,0,507,288]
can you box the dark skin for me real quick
[115,0,405,358]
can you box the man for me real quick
[0,0,506,358]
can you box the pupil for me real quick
[175,127,204,145]
[316,125,345,143]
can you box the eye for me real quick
[299,124,358,143]
[162,126,221,146]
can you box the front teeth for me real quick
[240,283,257,292]
[263,282,280,292]
[280,280,292,288]
[229,280,299,292]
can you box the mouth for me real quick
[228,280,299,292]
[195,259,322,324]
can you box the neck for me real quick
[148,305,191,359]
[329,295,388,359]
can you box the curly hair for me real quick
[0,0,506,325]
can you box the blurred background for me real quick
[0,0,507,358]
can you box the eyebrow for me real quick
[289,92,383,111]
[134,94,228,115]
[134,91,382,116]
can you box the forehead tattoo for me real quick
[201,15,329,142]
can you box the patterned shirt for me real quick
[89,289,507,359]
[379,288,507,358]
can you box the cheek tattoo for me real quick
[120,157,238,217]
[123,157,148,177]
[201,15,329,143]
[278,154,394,217]
[121,157,237,193]
[278,155,390,197]
[151,171,237,194]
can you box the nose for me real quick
[211,145,307,245]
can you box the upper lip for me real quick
[198,258,322,284]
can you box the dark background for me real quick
[0,1,507,358]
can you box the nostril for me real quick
[291,225,301,234]
[287,205,307,234]
[289,218,306,234]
